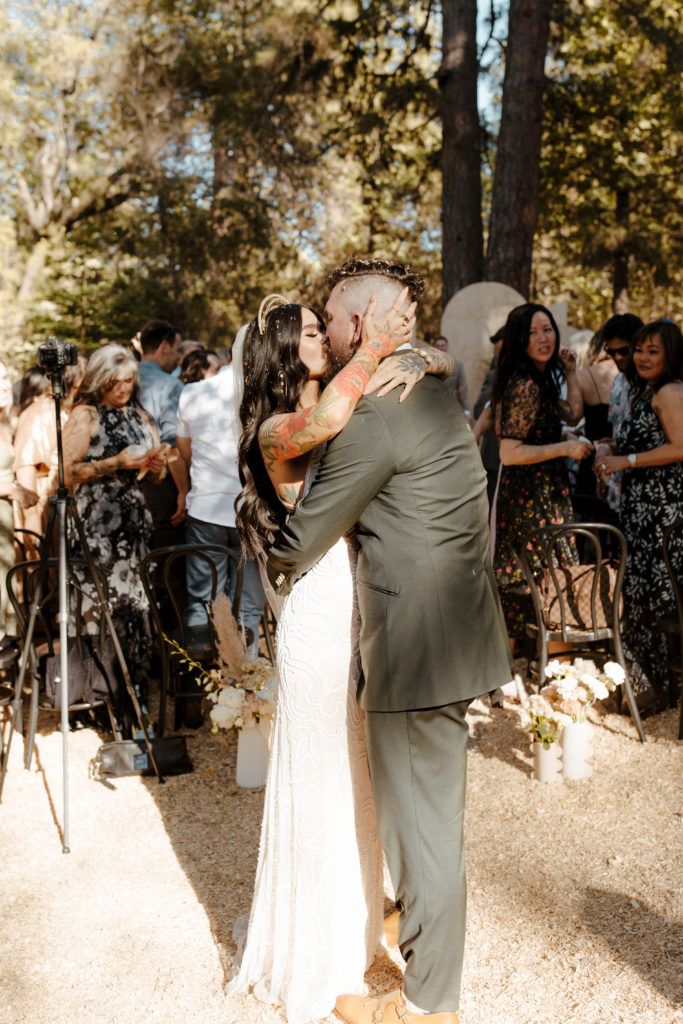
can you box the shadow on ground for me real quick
[582,887,683,1007]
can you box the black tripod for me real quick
[0,354,162,850]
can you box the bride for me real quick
[228,289,446,1023]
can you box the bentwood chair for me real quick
[519,522,645,742]
[13,528,44,563]
[661,520,683,740]
[141,544,243,735]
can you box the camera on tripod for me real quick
[37,336,79,372]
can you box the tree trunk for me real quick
[486,0,551,296]
[612,187,630,313]
[7,240,49,348]
[439,0,482,305]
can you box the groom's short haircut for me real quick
[327,257,426,319]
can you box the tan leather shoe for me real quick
[383,908,400,947]
[334,988,460,1024]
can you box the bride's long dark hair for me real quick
[236,303,322,563]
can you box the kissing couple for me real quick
[227,257,511,1024]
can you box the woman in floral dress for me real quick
[491,304,592,640]
[63,345,166,707]
[598,319,683,714]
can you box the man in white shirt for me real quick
[175,363,265,657]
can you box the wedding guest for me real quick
[473,327,504,508]
[491,303,591,642]
[596,319,683,715]
[137,319,187,541]
[570,326,622,523]
[175,359,266,660]
[600,313,644,516]
[205,350,222,376]
[63,345,166,706]
[16,364,49,416]
[179,349,212,384]
[13,356,86,557]
[437,338,471,417]
[173,340,203,380]
[0,360,39,638]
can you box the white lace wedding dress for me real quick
[228,458,384,1024]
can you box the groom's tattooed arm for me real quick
[365,345,454,403]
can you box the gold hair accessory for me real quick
[257,294,290,335]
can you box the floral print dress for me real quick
[68,404,155,695]
[493,372,578,637]
[617,391,683,703]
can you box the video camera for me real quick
[37,336,79,373]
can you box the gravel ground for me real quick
[0,693,681,1024]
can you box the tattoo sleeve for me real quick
[259,334,390,468]
[63,407,115,487]
[418,344,454,379]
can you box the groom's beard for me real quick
[321,342,353,386]
[322,352,345,386]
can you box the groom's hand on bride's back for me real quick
[365,348,433,402]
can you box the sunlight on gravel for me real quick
[0,698,681,1024]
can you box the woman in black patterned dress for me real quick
[63,345,166,706]
[598,319,683,713]
[491,304,592,640]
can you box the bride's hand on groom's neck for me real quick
[361,288,417,360]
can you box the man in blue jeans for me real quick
[175,361,265,659]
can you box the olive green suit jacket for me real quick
[266,376,511,712]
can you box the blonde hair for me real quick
[72,345,139,406]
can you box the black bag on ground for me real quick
[45,636,121,709]
[89,736,193,780]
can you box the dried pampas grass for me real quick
[210,592,247,683]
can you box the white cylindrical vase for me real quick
[531,740,562,783]
[236,720,269,788]
[561,720,593,779]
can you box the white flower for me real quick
[241,658,277,691]
[545,659,566,679]
[528,692,552,715]
[574,658,599,677]
[555,676,581,700]
[216,687,244,713]
[210,704,236,731]
[603,661,625,686]
[584,677,609,701]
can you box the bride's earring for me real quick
[278,370,287,393]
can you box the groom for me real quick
[267,257,511,1024]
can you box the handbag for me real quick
[540,561,621,630]
[89,736,194,780]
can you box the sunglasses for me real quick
[605,346,630,357]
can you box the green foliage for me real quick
[1,0,448,358]
[536,0,683,325]
[2,0,682,362]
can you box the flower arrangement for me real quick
[540,658,625,722]
[208,657,277,733]
[518,693,570,749]
[518,659,625,747]
[165,593,277,734]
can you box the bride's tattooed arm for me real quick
[259,291,417,471]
